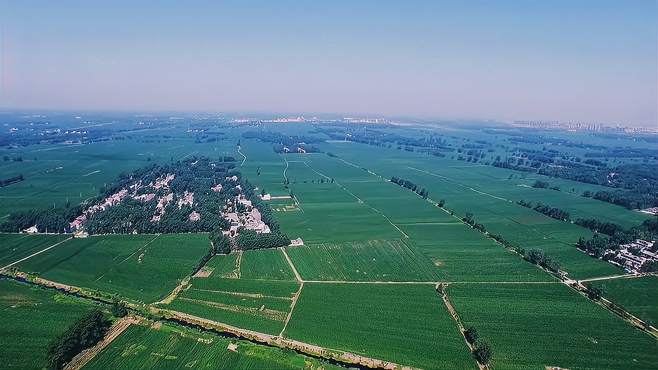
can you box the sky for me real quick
[0,1,656,127]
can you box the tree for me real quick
[464,326,478,344]
[474,341,492,365]
[587,286,604,301]
[111,298,128,317]
[525,249,545,265]
[46,310,110,369]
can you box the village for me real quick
[605,239,658,273]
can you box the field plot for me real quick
[240,249,295,280]
[17,233,211,302]
[448,283,658,370]
[0,233,69,267]
[164,278,299,335]
[402,223,553,282]
[85,323,337,370]
[0,279,95,369]
[286,239,439,281]
[322,142,621,279]
[201,253,240,278]
[277,181,402,243]
[239,140,289,196]
[284,283,476,369]
[588,276,658,325]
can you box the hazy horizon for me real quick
[1,1,656,127]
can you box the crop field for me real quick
[284,283,476,369]
[17,233,211,302]
[320,142,623,279]
[447,283,658,370]
[286,239,439,281]
[588,276,658,325]
[85,323,337,370]
[164,278,299,335]
[202,253,240,278]
[402,223,553,282]
[240,249,295,280]
[275,181,402,243]
[239,140,289,197]
[0,233,69,267]
[0,279,96,369]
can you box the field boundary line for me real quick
[63,316,138,370]
[280,247,303,282]
[579,273,650,283]
[279,281,304,337]
[303,280,437,285]
[436,283,489,370]
[1,236,72,270]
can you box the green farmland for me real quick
[0,233,69,267]
[85,323,338,370]
[0,279,96,369]
[240,249,296,280]
[285,283,476,369]
[448,283,658,370]
[588,276,658,325]
[164,278,300,335]
[16,233,211,302]
[286,239,439,281]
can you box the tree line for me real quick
[517,199,624,236]
[0,174,24,187]
[46,310,110,369]
[390,176,429,199]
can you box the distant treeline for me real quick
[517,199,623,236]
[242,131,322,153]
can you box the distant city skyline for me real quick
[0,0,656,127]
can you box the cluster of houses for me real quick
[221,195,271,236]
[220,176,271,236]
[69,189,129,230]
[605,239,657,273]
[69,173,180,230]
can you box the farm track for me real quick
[63,316,138,370]
[579,273,654,283]
[437,284,488,370]
[237,145,247,166]
[0,236,73,270]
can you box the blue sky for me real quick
[0,1,656,126]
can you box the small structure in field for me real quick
[23,225,38,234]
[227,343,239,352]
[289,238,304,247]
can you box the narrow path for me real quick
[0,236,72,270]
[279,281,304,337]
[280,247,303,282]
[64,317,137,370]
[303,280,437,285]
[579,273,648,283]
[154,276,191,305]
[237,145,247,166]
[436,284,488,370]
